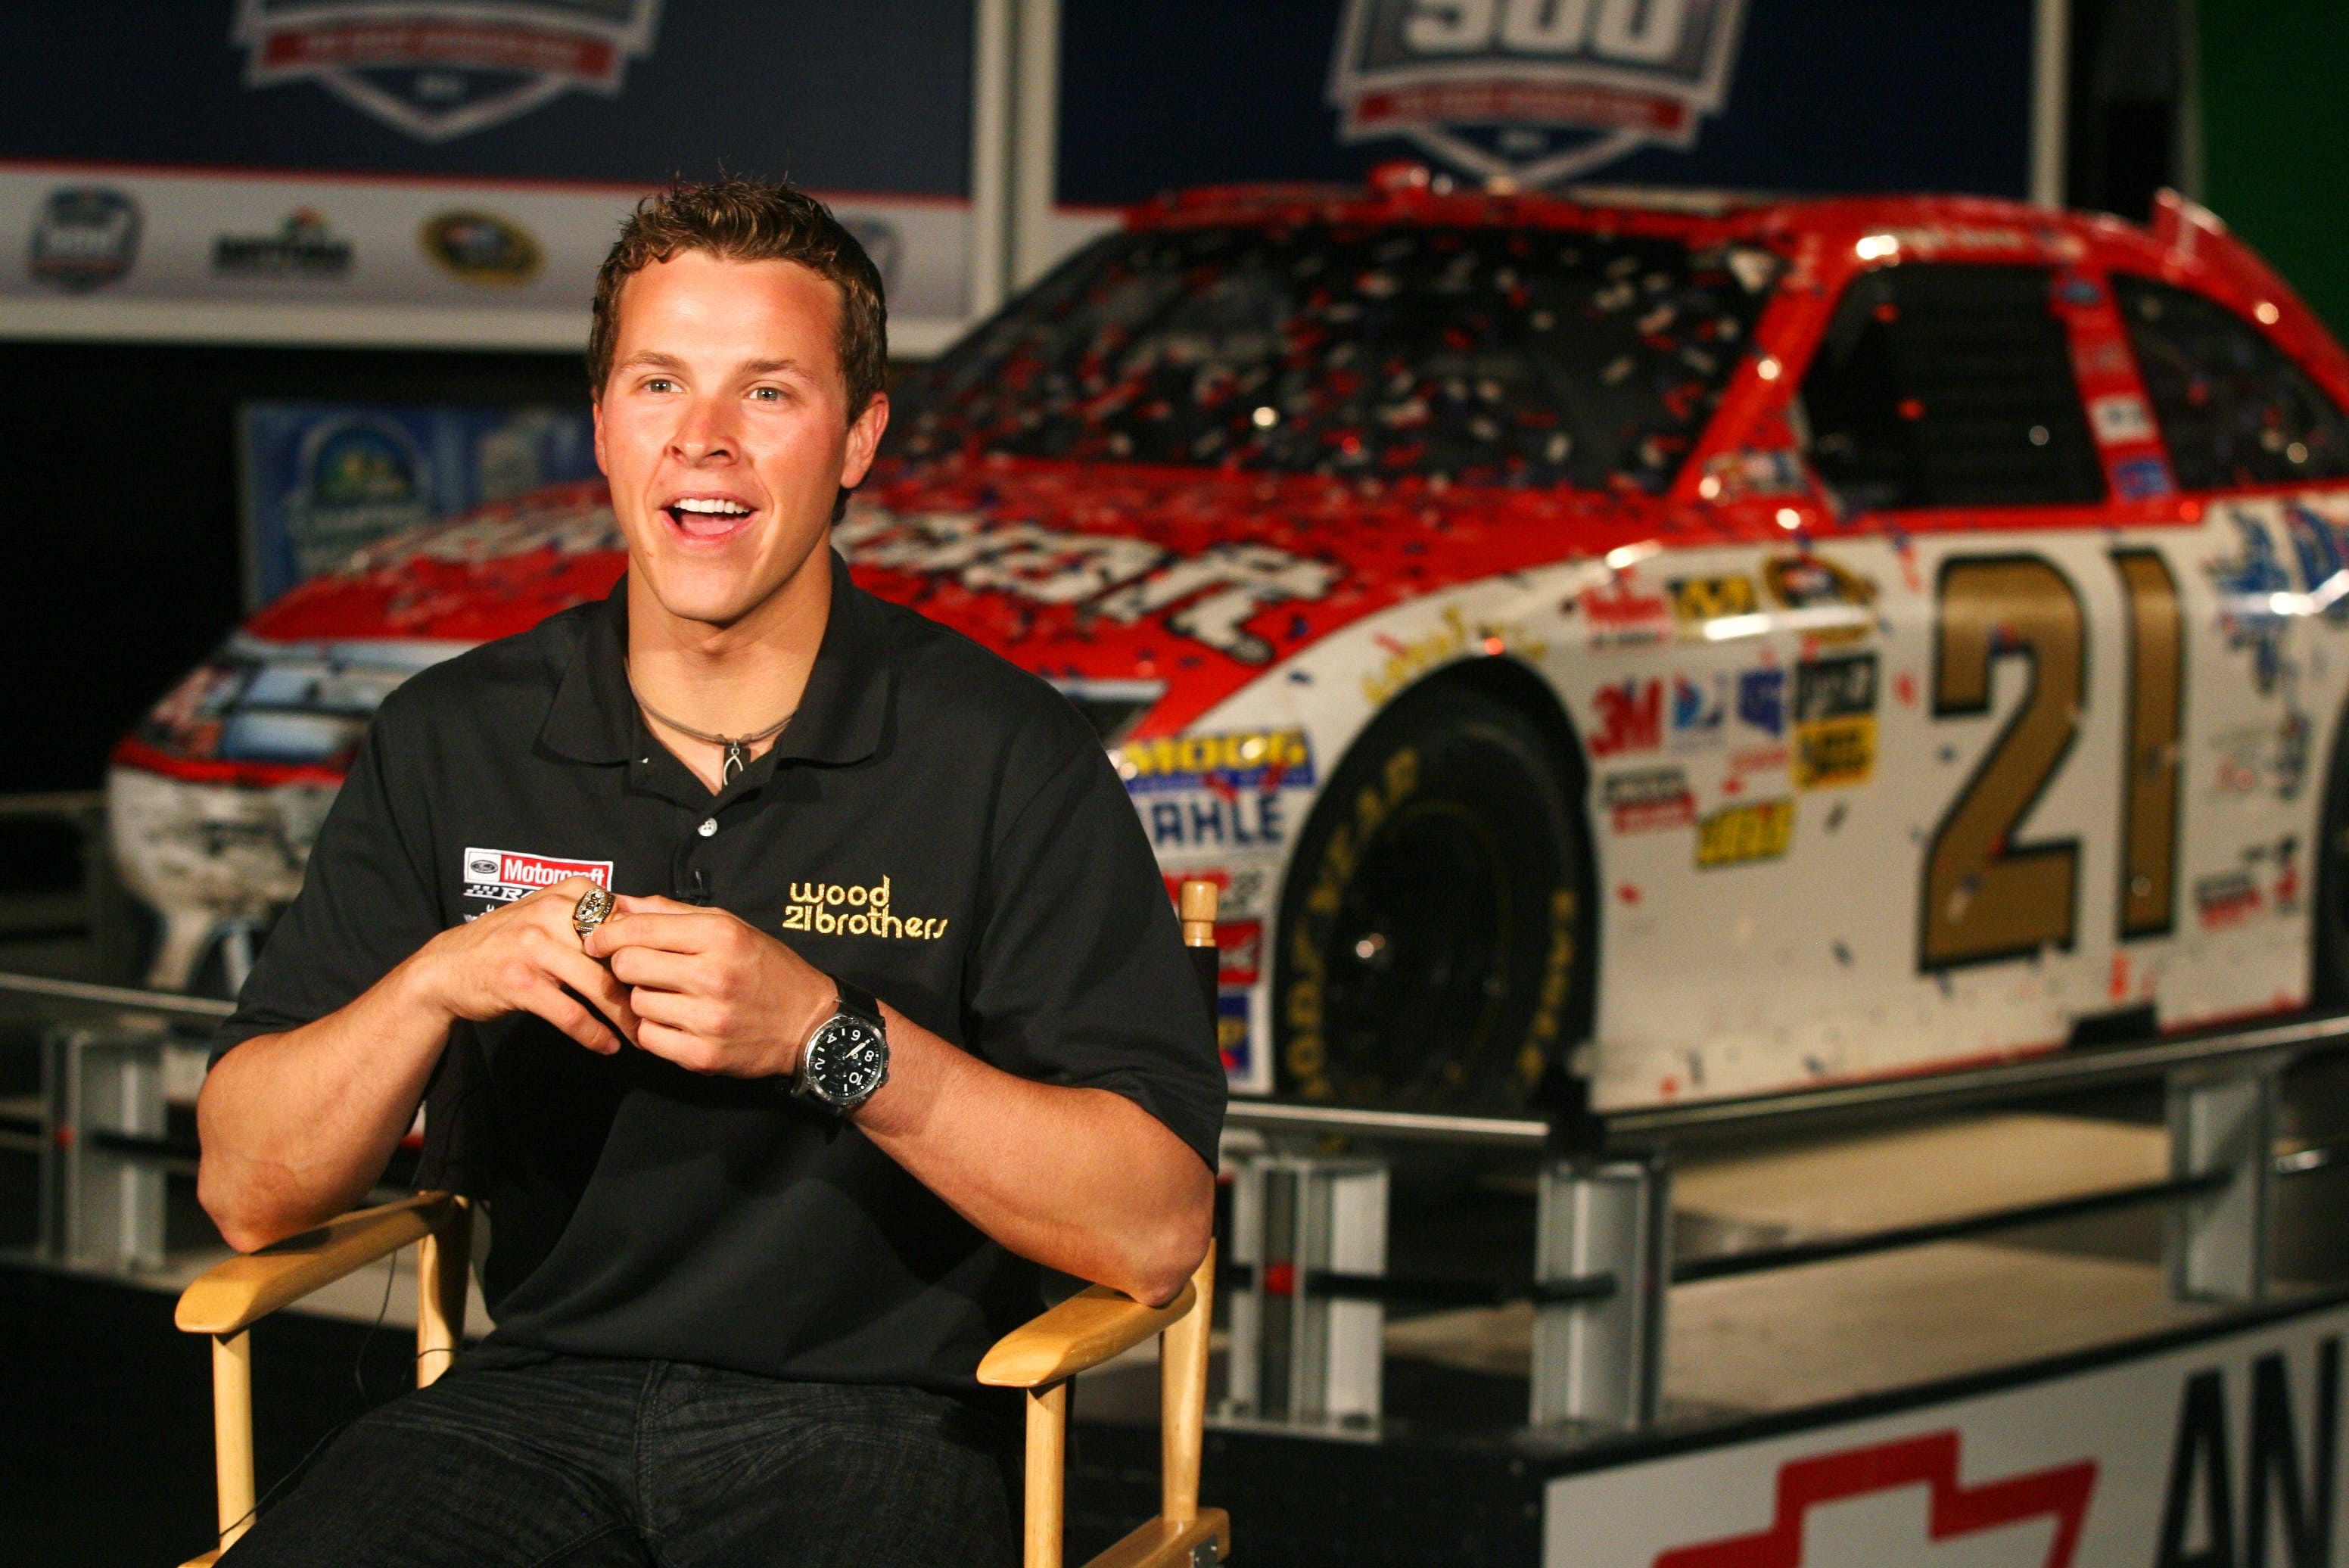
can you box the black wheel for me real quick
[2315,711,2349,1006]
[1273,681,1595,1112]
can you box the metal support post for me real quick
[61,1023,168,1271]
[1532,1156,1670,1430]
[2167,1067,2276,1303]
[1222,1151,1389,1428]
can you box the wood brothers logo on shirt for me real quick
[782,876,948,941]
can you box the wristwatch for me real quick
[792,977,889,1113]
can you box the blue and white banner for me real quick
[1058,0,2040,207]
[238,400,599,605]
[0,2,976,350]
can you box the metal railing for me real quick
[1218,1010,2349,1436]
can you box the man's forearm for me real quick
[195,957,452,1252]
[853,1006,1216,1305]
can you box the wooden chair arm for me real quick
[174,1191,460,1338]
[976,1279,1198,1389]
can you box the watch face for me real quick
[815,1019,886,1101]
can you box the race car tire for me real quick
[1273,679,1594,1112]
[2314,705,2349,1006]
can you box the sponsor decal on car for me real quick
[2208,512,2294,695]
[1576,578,1674,649]
[422,210,542,285]
[2195,870,2263,930]
[1590,677,1663,757]
[1792,653,1878,789]
[213,208,353,280]
[462,846,612,904]
[1362,603,1548,703]
[234,0,663,142]
[838,508,1341,665]
[1763,553,1876,642]
[1216,991,1252,1078]
[1737,665,1787,736]
[1695,798,1792,868]
[1669,673,1727,750]
[1325,0,1753,188]
[2089,392,2157,445]
[1120,729,1315,793]
[2114,453,2176,499]
[1125,728,1315,852]
[1602,766,1696,832]
[1161,866,1271,922]
[1670,574,1759,627]
[28,186,139,292]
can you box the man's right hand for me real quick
[406,876,640,1053]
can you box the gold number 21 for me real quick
[1921,551,2182,970]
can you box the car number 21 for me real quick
[1921,551,2183,969]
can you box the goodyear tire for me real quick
[1274,681,1594,1112]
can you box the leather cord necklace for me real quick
[627,671,795,785]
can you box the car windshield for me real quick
[890,222,1778,493]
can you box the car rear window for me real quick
[890,224,1778,493]
[2112,274,2349,491]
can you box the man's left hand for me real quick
[583,895,834,1080]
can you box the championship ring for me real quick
[572,886,616,938]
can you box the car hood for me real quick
[241,461,1735,737]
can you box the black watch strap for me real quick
[832,977,882,1028]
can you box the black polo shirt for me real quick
[213,555,1224,1392]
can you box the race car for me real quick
[108,170,2349,1121]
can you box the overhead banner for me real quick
[0,2,975,351]
[1057,1,2040,207]
[1544,1301,2349,1566]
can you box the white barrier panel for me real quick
[1546,1301,2347,1567]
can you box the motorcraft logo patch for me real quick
[463,846,613,904]
[1327,0,1751,187]
[28,187,140,293]
[234,0,664,144]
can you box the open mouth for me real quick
[663,496,758,543]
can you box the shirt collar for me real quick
[538,550,891,771]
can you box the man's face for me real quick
[593,250,887,630]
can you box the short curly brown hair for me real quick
[587,176,888,420]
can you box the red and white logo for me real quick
[1652,1431,2097,1568]
[462,846,613,904]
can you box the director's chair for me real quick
[173,880,1231,1568]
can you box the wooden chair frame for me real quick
[174,882,1228,1568]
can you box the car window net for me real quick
[1799,263,2105,512]
[890,225,1778,493]
[2111,273,2349,491]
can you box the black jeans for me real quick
[220,1352,1021,1567]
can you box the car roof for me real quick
[1123,170,2347,390]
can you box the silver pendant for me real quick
[723,742,747,784]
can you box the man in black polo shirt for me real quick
[194,178,1224,1566]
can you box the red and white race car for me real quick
[109,173,2349,1118]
